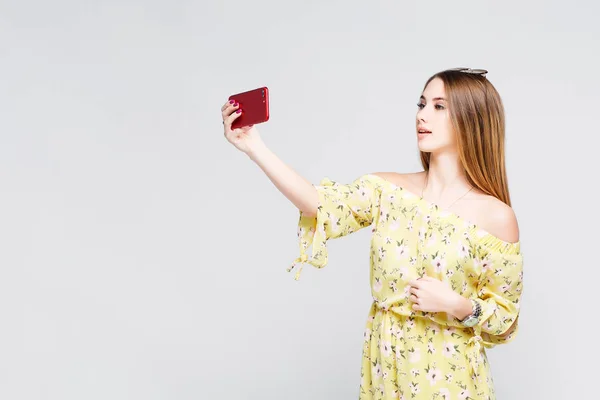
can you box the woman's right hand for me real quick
[221,100,263,155]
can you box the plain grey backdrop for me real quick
[1,0,599,399]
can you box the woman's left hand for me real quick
[408,276,462,314]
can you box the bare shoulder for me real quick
[370,171,520,243]
[476,195,520,243]
[370,171,426,192]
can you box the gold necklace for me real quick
[421,172,474,210]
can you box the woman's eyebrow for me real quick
[420,95,447,101]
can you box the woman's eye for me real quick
[435,104,445,110]
[417,103,425,109]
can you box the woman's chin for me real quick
[417,141,436,153]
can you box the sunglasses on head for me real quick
[447,67,488,77]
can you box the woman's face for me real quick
[416,78,457,153]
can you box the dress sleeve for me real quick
[473,236,524,348]
[287,174,383,280]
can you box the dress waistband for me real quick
[372,299,484,386]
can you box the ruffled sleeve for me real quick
[473,236,524,348]
[287,174,383,280]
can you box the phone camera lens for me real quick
[262,90,265,97]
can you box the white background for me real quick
[1,0,598,398]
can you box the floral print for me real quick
[289,174,524,399]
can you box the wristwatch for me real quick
[460,299,482,328]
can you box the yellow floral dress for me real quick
[288,174,523,400]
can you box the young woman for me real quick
[221,68,523,400]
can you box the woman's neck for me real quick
[424,152,471,198]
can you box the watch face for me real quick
[462,317,479,328]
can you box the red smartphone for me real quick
[228,86,269,130]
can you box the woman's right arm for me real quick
[221,100,318,217]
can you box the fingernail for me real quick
[236,109,242,114]
[234,102,239,107]
[229,100,235,104]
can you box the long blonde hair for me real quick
[420,70,512,206]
